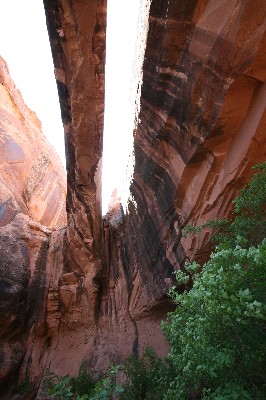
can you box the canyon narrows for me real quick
[0,0,266,398]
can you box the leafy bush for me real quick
[230,163,266,246]
[6,376,33,398]
[162,163,266,399]
[183,163,266,248]
[162,242,266,399]
[89,365,124,400]
[70,364,97,397]
[46,353,169,400]
[46,365,123,400]
[121,347,172,400]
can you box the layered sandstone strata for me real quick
[0,57,66,228]
[0,56,66,396]
[39,0,266,378]
[0,0,265,397]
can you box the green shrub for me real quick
[46,365,123,400]
[44,365,97,399]
[121,347,172,400]
[183,163,266,248]
[48,375,73,399]
[70,364,97,396]
[162,241,266,399]
[89,365,124,400]
[7,376,33,398]
[162,163,266,399]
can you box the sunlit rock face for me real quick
[1,0,266,396]
[0,56,67,396]
[0,57,66,228]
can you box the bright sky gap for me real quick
[0,0,151,215]
[102,0,151,216]
[0,0,65,165]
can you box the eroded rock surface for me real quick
[0,57,67,396]
[0,56,66,228]
[39,0,266,378]
[0,215,65,394]
[0,0,266,397]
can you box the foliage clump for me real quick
[162,163,266,399]
[45,349,171,400]
[121,347,172,400]
[162,241,266,399]
[46,365,123,400]
[183,163,266,248]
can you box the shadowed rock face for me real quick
[128,0,266,272]
[0,0,266,396]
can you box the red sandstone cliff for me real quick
[0,0,266,398]
[0,56,66,395]
[0,57,66,228]
[42,0,266,372]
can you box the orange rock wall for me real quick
[38,0,266,380]
[41,0,266,377]
[0,57,66,396]
[0,0,265,397]
[0,57,66,228]
[100,0,266,367]
[131,0,266,271]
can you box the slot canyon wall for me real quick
[0,0,266,397]
[0,56,67,394]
